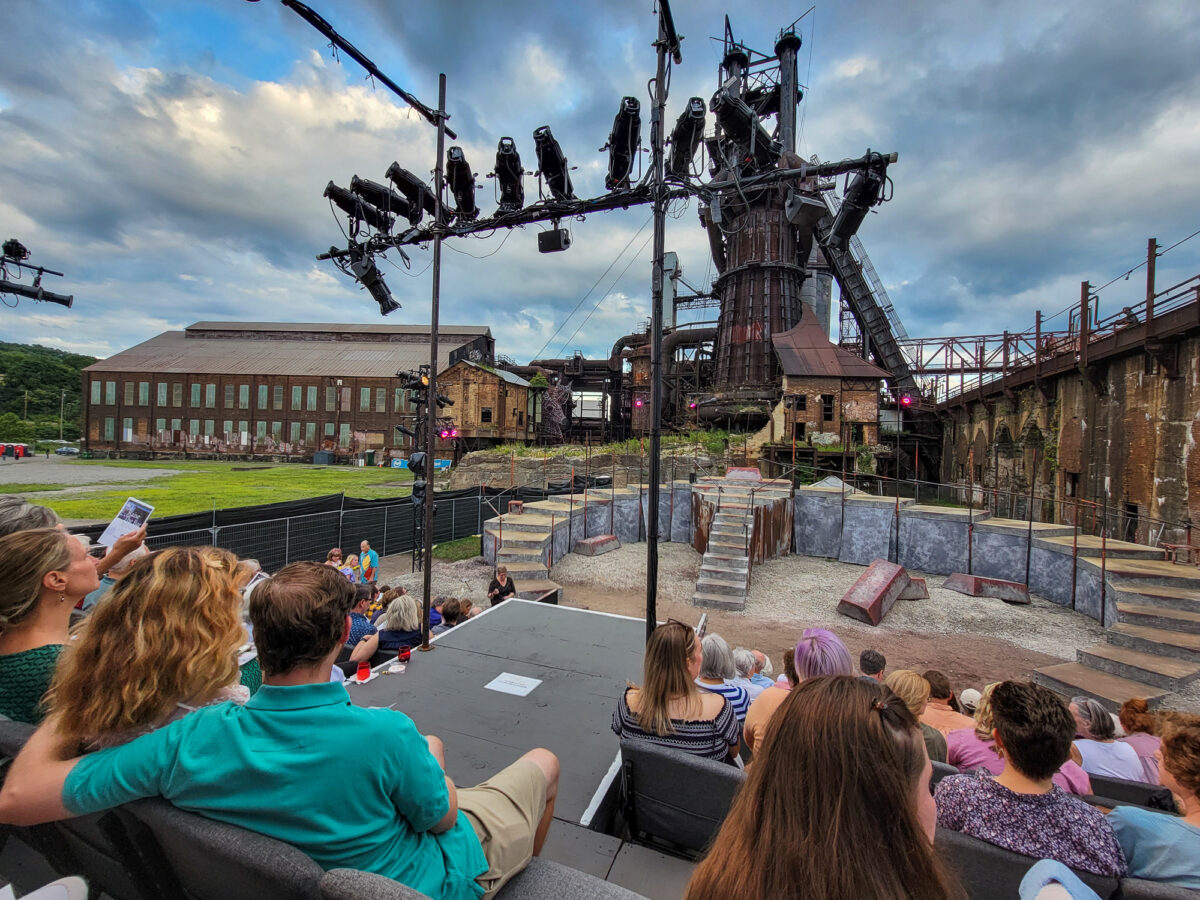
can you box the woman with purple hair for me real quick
[743,628,852,755]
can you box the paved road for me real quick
[0,456,183,486]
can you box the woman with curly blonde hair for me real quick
[43,546,249,753]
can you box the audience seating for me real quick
[618,738,745,859]
[120,798,323,900]
[930,760,958,791]
[935,827,1118,900]
[319,859,648,899]
[1086,774,1178,814]
[1118,879,1200,899]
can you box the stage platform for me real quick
[348,599,696,899]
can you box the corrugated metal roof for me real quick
[85,330,476,378]
[187,321,491,336]
[773,318,891,380]
[457,360,530,388]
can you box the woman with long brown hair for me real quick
[42,546,249,753]
[612,620,740,762]
[0,528,99,723]
[686,676,963,900]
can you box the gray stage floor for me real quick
[348,599,646,823]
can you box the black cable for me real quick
[556,230,654,357]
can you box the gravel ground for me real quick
[0,457,182,486]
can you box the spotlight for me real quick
[324,181,394,233]
[826,164,886,251]
[439,429,450,439]
[688,401,698,409]
[348,246,400,315]
[710,84,779,171]
[350,176,411,224]
[394,423,416,439]
[445,146,478,221]
[537,227,571,253]
[900,395,913,407]
[2,239,30,261]
[604,96,641,191]
[634,398,645,408]
[667,97,706,179]
[493,137,525,213]
[533,126,575,201]
[385,163,439,224]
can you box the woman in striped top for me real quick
[694,633,750,722]
[612,620,741,762]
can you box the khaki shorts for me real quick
[457,758,548,899]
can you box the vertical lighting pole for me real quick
[420,73,448,651]
[645,1,680,643]
[59,390,66,441]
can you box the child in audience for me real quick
[1069,696,1146,782]
[1116,697,1161,784]
[43,547,249,752]
[885,669,948,763]
[612,620,740,763]
[686,676,963,900]
[936,681,1126,877]
[946,684,1091,795]
[1109,712,1200,888]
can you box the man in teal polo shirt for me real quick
[0,563,559,900]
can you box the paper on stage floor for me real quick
[485,673,542,697]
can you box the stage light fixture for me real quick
[350,175,412,224]
[537,228,571,253]
[688,401,698,409]
[533,126,575,201]
[324,181,394,233]
[900,394,913,407]
[604,96,641,190]
[385,162,439,224]
[710,85,779,171]
[634,398,645,408]
[348,246,400,315]
[394,423,416,439]
[826,165,886,250]
[445,146,478,220]
[493,137,525,213]
[667,97,706,179]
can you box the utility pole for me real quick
[59,390,66,440]
[24,390,29,420]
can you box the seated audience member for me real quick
[947,684,1090,794]
[1070,696,1146,782]
[1117,697,1161,784]
[43,547,249,751]
[936,681,1127,877]
[959,687,981,716]
[487,565,517,606]
[749,650,774,690]
[80,543,149,612]
[859,648,886,683]
[885,670,948,764]
[352,592,425,662]
[344,584,378,654]
[431,598,464,635]
[685,676,962,900]
[612,620,740,763]
[1109,712,1200,888]
[730,648,767,702]
[341,553,361,583]
[695,634,750,722]
[743,628,852,755]
[0,562,561,900]
[0,529,100,724]
[922,670,976,736]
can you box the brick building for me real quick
[81,322,493,459]
[437,360,538,450]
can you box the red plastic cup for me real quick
[356,661,370,682]
[398,647,412,663]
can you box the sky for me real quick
[1,0,1198,364]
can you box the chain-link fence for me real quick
[143,495,486,572]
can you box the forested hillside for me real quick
[0,342,97,442]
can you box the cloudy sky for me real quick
[2,0,1198,363]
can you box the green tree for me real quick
[0,412,35,444]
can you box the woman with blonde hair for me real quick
[351,591,423,662]
[43,546,249,753]
[612,620,740,762]
[0,528,99,723]
[885,669,948,763]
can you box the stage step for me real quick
[1117,602,1200,634]
[484,532,548,551]
[1032,662,1171,713]
[1106,622,1200,662]
[1038,535,1167,560]
[499,560,550,577]
[696,573,748,598]
[1109,580,1200,613]
[692,590,746,611]
[1076,643,1200,691]
[1100,558,1200,589]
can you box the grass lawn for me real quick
[432,535,483,561]
[11,460,414,520]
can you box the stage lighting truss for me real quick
[602,96,642,191]
[350,176,412,224]
[490,137,526,214]
[0,240,74,309]
[445,146,479,222]
[533,126,576,202]
[667,97,706,180]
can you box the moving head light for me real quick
[493,137,525,213]
[710,85,779,171]
[350,176,411,223]
[445,146,478,221]
[604,96,641,190]
[385,163,439,224]
[533,126,575,202]
[324,181,395,233]
[668,97,706,179]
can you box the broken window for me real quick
[481,408,493,424]
[821,394,834,422]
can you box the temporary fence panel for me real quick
[216,519,290,573]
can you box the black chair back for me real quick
[930,760,958,791]
[1087,773,1177,813]
[935,827,1118,900]
[1118,878,1200,899]
[618,738,745,857]
[122,798,323,900]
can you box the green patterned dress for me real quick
[0,644,63,724]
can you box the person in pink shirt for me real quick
[946,683,1091,795]
[921,670,976,736]
[1118,698,1161,784]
